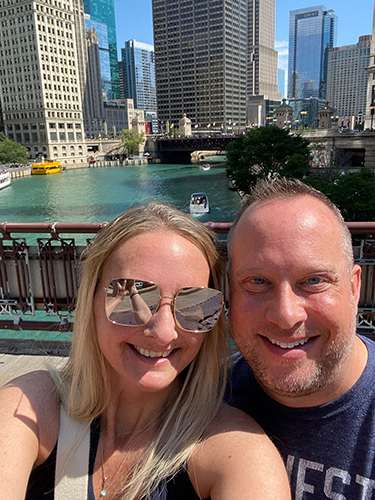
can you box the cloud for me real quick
[275,40,288,72]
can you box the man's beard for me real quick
[233,318,356,400]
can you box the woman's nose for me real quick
[265,283,307,330]
[142,299,179,345]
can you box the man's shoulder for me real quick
[359,334,375,368]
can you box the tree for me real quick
[303,168,375,221]
[0,139,29,164]
[118,129,145,157]
[331,168,375,221]
[226,127,310,194]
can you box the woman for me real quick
[0,202,290,500]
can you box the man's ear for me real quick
[351,264,362,308]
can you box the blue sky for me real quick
[113,0,374,73]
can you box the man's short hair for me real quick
[228,177,354,268]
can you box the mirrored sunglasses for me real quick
[103,278,224,333]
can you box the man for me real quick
[226,177,375,500]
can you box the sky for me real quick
[113,0,374,73]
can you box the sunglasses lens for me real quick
[105,279,160,326]
[174,287,223,332]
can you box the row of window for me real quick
[0,33,35,47]
[0,22,34,36]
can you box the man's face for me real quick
[229,196,362,406]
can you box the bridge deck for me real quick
[0,353,66,387]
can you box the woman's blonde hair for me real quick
[56,201,229,499]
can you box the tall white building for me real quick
[326,35,371,121]
[246,0,281,127]
[247,0,280,99]
[0,0,87,163]
[365,1,375,129]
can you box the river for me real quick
[0,162,241,340]
[0,163,241,230]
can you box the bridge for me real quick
[145,130,375,167]
[147,135,237,163]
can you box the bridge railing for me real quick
[0,221,375,335]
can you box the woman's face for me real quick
[94,229,211,395]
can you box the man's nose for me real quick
[265,283,307,330]
[143,299,179,345]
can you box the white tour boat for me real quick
[0,169,11,190]
[189,192,210,214]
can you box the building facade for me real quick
[278,68,285,99]
[326,35,371,123]
[365,3,375,130]
[152,0,248,130]
[288,5,337,101]
[84,14,112,101]
[120,40,157,114]
[0,0,87,163]
[247,0,279,100]
[82,0,120,100]
[84,26,105,138]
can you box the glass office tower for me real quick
[84,16,112,100]
[83,0,120,99]
[121,40,157,113]
[288,5,337,100]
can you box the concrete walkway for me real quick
[0,353,66,387]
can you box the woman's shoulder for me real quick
[0,370,61,463]
[0,370,61,497]
[188,403,291,500]
[207,402,265,434]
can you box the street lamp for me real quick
[301,110,308,130]
[370,104,375,132]
[266,116,272,126]
[294,119,300,129]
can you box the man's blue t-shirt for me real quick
[225,335,375,500]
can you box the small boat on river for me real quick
[0,169,11,189]
[189,192,210,214]
[199,151,226,164]
[199,164,211,171]
[31,160,62,175]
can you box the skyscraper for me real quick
[84,15,112,101]
[247,0,279,100]
[365,2,375,130]
[288,5,337,100]
[0,0,87,163]
[152,0,247,130]
[278,69,285,99]
[120,40,157,114]
[327,36,371,121]
[83,0,120,99]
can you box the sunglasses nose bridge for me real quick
[158,295,176,312]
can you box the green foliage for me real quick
[118,129,145,157]
[331,168,375,221]
[169,126,179,137]
[226,127,310,194]
[0,139,29,164]
[304,168,375,221]
[282,154,311,179]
